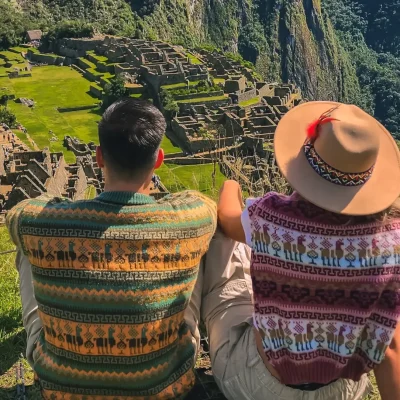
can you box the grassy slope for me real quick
[0,66,100,162]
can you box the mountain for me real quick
[2,0,400,137]
[323,0,400,137]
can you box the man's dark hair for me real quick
[98,98,166,177]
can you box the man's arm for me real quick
[6,198,30,249]
[15,250,42,368]
[374,322,400,400]
[218,180,246,243]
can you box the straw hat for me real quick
[274,101,400,215]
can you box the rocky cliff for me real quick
[6,0,400,135]
[135,0,362,104]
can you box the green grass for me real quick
[161,135,181,154]
[214,78,225,85]
[9,47,28,54]
[161,80,200,90]
[187,53,202,65]
[0,66,101,161]
[0,51,24,63]
[239,97,260,107]
[84,185,97,200]
[177,95,227,104]
[86,51,108,63]
[157,162,225,199]
[79,57,96,70]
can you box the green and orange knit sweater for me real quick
[7,190,217,400]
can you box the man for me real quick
[7,98,216,399]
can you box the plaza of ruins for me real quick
[0,35,305,214]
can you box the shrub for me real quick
[101,75,129,111]
[0,107,17,128]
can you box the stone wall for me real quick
[71,165,88,200]
[164,157,213,165]
[0,147,5,176]
[28,51,65,66]
[229,88,257,104]
[178,98,230,112]
[90,84,103,99]
[45,156,68,196]
[173,90,224,101]
[26,160,50,185]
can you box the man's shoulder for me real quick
[6,195,94,225]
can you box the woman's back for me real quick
[245,191,400,385]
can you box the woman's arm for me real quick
[374,322,400,400]
[217,180,246,243]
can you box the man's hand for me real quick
[217,180,246,243]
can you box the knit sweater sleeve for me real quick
[6,198,31,250]
[186,191,217,233]
[6,194,70,251]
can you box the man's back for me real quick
[7,190,216,400]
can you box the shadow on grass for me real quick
[0,326,26,376]
[88,107,103,117]
[86,90,99,100]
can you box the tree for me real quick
[0,0,29,50]
[160,90,179,119]
[0,95,9,107]
[101,76,129,111]
[0,107,17,128]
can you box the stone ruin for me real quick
[0,133,170,216]
[0,145,88,212]
[0,36,306,204]
[65,136,169,200]
[16,98,35,107]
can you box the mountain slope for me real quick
[2,0,400,136]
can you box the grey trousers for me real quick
[201,230,372,400]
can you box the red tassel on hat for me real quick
[307,117,339,142]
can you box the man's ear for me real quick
[154,148,164,170]
[96,146,104,168]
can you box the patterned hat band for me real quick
[303,142,375,187]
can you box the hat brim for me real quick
[274,101,400,215]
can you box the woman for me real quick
[203,102,400,399]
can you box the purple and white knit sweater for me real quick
[242,192,400,385]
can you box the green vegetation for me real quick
[161,135,180,155]
[239,97,260,107]
[165,80,221,99]
[102,75,129,111]
[157,163,225,199]
[177,95,227,104]
[86,51,108,63]
[0,66,100,161]
[161,81,200,90]
[324,0,400,137]
[0,107,16,128]
[160,90,179,119]
[0,51,24,63]
[187,53,202,65]
[42,20,94,45]
[84,185,97,200]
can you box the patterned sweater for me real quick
[7,191,217,400]
[242,192,400,385]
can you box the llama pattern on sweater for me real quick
[7,190,217,400]
[245,192,400,385]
